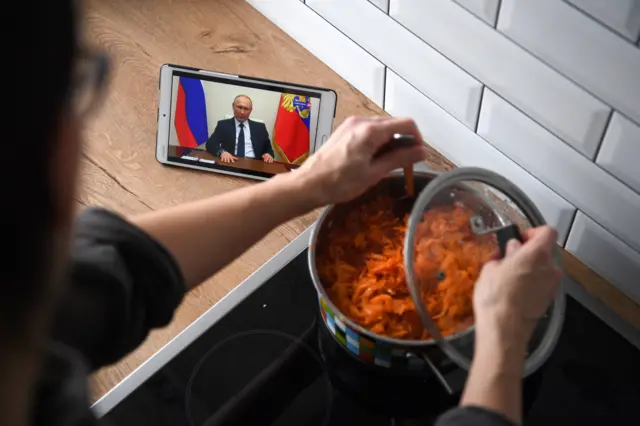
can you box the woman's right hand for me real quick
[473,226,562,345]
[296,116,429,207]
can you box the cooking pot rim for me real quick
[308,170,475,348]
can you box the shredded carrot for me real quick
[317,197,497,340]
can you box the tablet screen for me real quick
[167,71,323,178]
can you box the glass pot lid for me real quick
[403,167,565,376]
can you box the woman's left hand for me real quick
[297,116,429,206]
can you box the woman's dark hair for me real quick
[4,1,77,340]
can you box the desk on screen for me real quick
[168,146,299,175]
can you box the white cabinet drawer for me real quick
[498,0,640,124]
[478,90,640,252]
[453,0,500,26]
[390,0,610,158]
[566,212,640,303]
[368,0,389,13]
[565,0,640,42]
[597,113,640,193]
[247,0,386,106]
[385,71,576,243]
[308,0,482,129]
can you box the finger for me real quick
[520,227,546,242]
[505,239,522,257]
[522,226,556,243]
[339,115,391,127]
[477,259,500,278]
[370,145,429,177]
[360,115,395,123]
[367,117,424,152]
[518,226,557,260]
[528,226,557,250]
[321,116,393,151]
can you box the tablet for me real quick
[156,64,337,180]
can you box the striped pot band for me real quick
[319,296,426,370]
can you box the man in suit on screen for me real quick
[205,95,275,163]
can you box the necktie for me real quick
[237,122,245,157]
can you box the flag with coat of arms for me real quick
[272,93,311,164]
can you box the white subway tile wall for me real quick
[566,213,640,303]
[385,71,576,243]
[390,0,610,158]
[249,0,640,323]
[596,113,640,193]
[498,0,640,124]
[307,0,482,129]
[368,0,389,13]
[246,0,386,106]
[453,0,500,26]
[565,0,640,42]
[478,90,640,253]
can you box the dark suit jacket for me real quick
[205,118,274,158]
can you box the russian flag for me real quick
[174,77,209,148]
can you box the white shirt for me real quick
[234,118,255,158]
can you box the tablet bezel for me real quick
[156,64,337,180]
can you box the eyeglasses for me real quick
[69,49,110,118]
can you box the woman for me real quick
[5,2,561,426]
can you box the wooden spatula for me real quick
[404,164,415,197]
[374,133,419,198]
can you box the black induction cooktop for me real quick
[98,250,640,426]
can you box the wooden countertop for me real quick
[82,0,638,401]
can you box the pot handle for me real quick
[496,224,522,258]
[417,353,454,395]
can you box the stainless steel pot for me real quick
[308,168,565,383]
